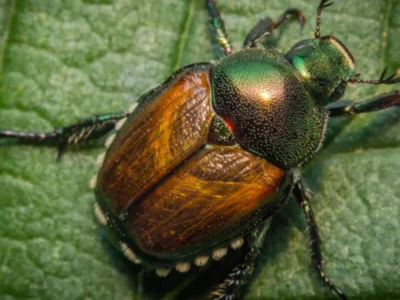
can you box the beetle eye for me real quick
[330,81,347,101]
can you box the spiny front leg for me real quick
[243,9,305,48]
[328,90,400,117]
[329,69,400,117]
[206,0,233,56]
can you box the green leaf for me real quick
[0,0,399,299]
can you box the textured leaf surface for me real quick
[0,0,399,299]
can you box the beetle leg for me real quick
[328,90,400,117]
[210,220,270,300]
[243,9,305,48]
[0,111,127,158]
[206,0,233,56]
[210,252,255,300]
[294,181,348,300]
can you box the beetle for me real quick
[0,0,399,299]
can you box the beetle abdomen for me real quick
[130,145,291,260]
[97,64,214,214]
[211,48,328,169]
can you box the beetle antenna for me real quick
[348,67,400,85]
[315,0,334,39]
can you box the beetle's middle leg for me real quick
[0,111,128,158]
[294,181,347,300]
[206,0,233,56]
[210,220,271,300]
[243,9,305,48]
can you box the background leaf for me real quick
[0,0,399,299]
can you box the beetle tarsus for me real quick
[319,0,335,9]
[243,8,305,47]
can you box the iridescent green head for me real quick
[284,0,357,106]
[285,36,356,106]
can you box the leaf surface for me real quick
[0,0,399,299]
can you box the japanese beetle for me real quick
[0,0,399,299]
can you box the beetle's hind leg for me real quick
[243,9,305,48]
[206,0,233,56]
[210,220,271,300]
[210,253,254,300]
[294,181,348,300]
[328,90,400,117]
[0,111,127,158]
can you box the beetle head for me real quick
[285,0,357,106]
[285,36,356,106]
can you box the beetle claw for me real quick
[320,0,334,9]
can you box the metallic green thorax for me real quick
[285,36,356,105]
[211,48,327,169]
